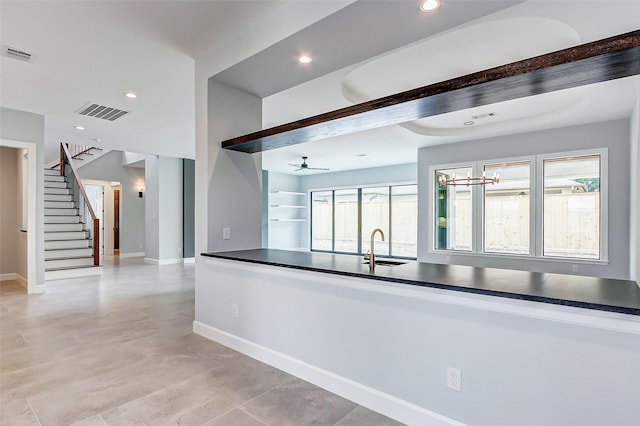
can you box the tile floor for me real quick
[0,258,404,426]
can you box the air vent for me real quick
[471,112,496,120]
[2,45,32,62]
[76,103,129,122]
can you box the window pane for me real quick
[543,155,600,259]
[311,191,332,251]
[435,167,472,251]
[361,187,390,256]
[334,189,359,253]
[391,185,417,257]
[483,162,530,254]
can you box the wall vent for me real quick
[76,103,129,121]
[2,45,33,62]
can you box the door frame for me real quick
[0,139,38,294]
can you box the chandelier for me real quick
[438,171,500,186]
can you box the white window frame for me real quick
[429,148,608,264]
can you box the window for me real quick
[391,185,418,257]
[311,184,417,258]
[434,166,472,251]
[334,189,358,253]
[483,161,530,255]
[311,191,332,251]
[543,155,600,259]
[432,149,606,261]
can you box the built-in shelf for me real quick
[270,205,307,209]
[270,218,307,222]
[271,191,306,196]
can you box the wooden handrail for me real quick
[60,143,100,266]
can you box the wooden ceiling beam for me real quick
[221,30,640,153]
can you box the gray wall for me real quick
[78,150,146,255]
[197,259,640,426]
[632,95,640,283]
[299,162,416,192]
[158,156,183,261]
[418,119,631,280]
[0,147,22,275]
[1,107,45,290]
[144,156,160,259]
[206,79,262,252]
[183,159,195,258]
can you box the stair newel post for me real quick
[93,218,100,266]
[59,143,65,176]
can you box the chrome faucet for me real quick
[369,228,385,272]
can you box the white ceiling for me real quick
[261,0,640,175]
[1,0,639,171]
[0,0,354,161]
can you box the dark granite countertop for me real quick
[201,249,640,316]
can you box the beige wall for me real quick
[0,146,26,278]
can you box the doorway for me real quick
[0,139,39,293]
[114,188,120,255]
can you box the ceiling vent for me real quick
[76,103,129,122]
[2,45,33,62]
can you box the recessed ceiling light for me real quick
[463,121,474,126]
[420,0,441,12]
[298,55,312,64]
[124,91,137,99]
[74,125,85,130]
[354,154,367,157]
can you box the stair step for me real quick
[44,231,87,241]
[44,175,66,183]
[44,168,61,176]
[44,223,83,232]
[45,188,70,195]
[45,239,90,250]
[45,256,94,269]
[45,208,79,216]
[45,247,92,258]
[45,265,102,281]
[45,215,80,224]
[44,181,68,189]
[44,200,75,209]
[44,193,73,202]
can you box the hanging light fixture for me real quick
[438,171,500,186]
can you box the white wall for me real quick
[0,147,21,276]
[196,259,640,426]
[144,156,160,260]
[631,93,640,283]
[159,156,183,261]
[264,171,305,250]
[78,150,146,255]
[418,119,631,280]
[205,79,263,252]
[0,107,45,292]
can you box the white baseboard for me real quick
[15,274,27,288]
[144,258,184,265]
[0,273,26,287]
[119,252,145,258]
[193,321,463,426]
[183,257,195,264]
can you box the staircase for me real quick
[44,168,102,281]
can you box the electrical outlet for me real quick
[231,303,239,318]
[447,367,461,392]
[223,227,231,240]
[572,264,579,272]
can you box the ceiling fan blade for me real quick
[307,167,330,170]
[293,168,303,172]
[288,163,300,167]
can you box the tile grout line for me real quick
[239,407,269,426]
[333,405,360,426]
[18,330,30,347]
[26,396,43,426]
[98,413,109,425]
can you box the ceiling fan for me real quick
[288,156,329,172]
